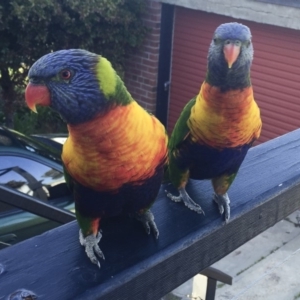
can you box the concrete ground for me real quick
[163,210,300,300]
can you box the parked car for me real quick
[0,126,74,249]
[30,133,68,150]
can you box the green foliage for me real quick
[0,0,148,132]
[13,106,67,135]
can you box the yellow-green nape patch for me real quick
[96,56,117,98]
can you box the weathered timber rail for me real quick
[0,129,300,300]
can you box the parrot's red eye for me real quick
[60,70,72,80]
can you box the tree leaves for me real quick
[0,0,148,129]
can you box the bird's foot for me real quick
[79,230,105,268]
[135,210,159,239]
[166,187,205,215]
[213,193,230,223]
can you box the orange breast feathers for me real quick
[188,82,262,148]
[62,102,168,191]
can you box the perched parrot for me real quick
[165,22,262,222]
[25,49,168,267]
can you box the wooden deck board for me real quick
[1,129,300,299]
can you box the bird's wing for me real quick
[168,97,196,151]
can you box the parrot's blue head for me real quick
[207,22,253,90]
[26,49,108,124]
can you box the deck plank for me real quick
[0,129,300,300]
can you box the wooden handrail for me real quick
[201,266,232,285]
[0,129,300,300]
[200,267,232,300]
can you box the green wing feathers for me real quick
[164,97,196,184]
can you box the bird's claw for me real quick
[135,210,159,239]
[213,193,230,223]
[165,191,182,203]
[183,199,205,215]
[79,230,105,268]
[166,188,205,215]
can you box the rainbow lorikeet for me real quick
[25,49,168,267]
[165,22,262,222]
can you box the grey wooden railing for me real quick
[0,129,300,300]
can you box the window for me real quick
[0,156,69,201]
[0,127,62,163]
[0,156,72,249]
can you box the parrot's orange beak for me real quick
[223,42,241,69]
[25,83,51,113]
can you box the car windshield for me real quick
[0,126,62,163]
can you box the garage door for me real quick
[168,7,300,143]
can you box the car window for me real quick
[0,156,69,201]
[0,127,62,163]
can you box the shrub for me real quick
[0,0,148,133]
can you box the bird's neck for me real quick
[188,82,261,148]
[110,76,133,106]
[205,63,251,91]
[66,103,135,146]
[200,82,254,108]
[62,101,167,191]
[96,56,133,106]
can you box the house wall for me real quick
[160,0,300,30]
[124,0,162,113]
